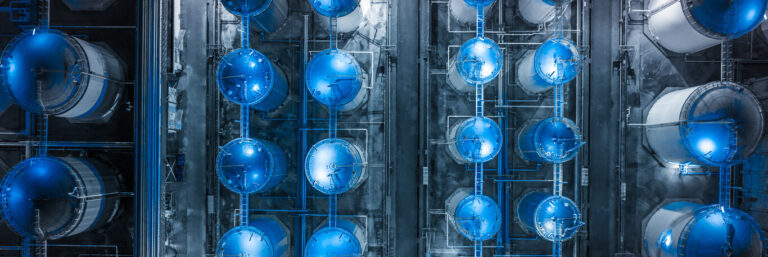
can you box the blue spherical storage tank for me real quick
[517,117,583,164]
[450,117,503,163]
[450,194,502,241]
[216,218,289,257]
[645,82,764,167]
[463,0,495,7]
[516,192,583,242]
[305,218,366,257]
[456,37,503,85]
[305,49,364,107]
[305,138,366,195]
[534,38,581,85]
[308,0,360,17]
[644,202,765,257]
[0,157,121,240]
[1,29,125,122]
[220,0,271,16]
[217,138,287,194]
[217,48,287,111]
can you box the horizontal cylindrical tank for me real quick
[305,218,367,257]
[216,138,287,194]
[305,49,364,107]
[216,216,289,257]
[643,202,765,257]
[516,38,581,95]
[647,0,767,53]
[61,0,117,11]
[517,117,583,164]
[305,138,367,195]
[448,0,492,26]
[516,192,582,242]
[456,37,503,85]
[445,189,502,241]
[217,48,288,111]
[448,117,503,163]
[0,157,121,240]
[645,82,764,167]
[316,0,369,33]
[518,0,559,25]
[250,0,288,33]
[1,29,125,123]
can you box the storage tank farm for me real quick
[304,0,369,256]
[215,1,289,256]
[510,1,584,255]
[0,14,132,252]
[639,0,768,255]
[442,1,508,255]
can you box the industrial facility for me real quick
[0,0,767,256]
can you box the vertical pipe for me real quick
[240,194,249,225]
[296,14,310,257]
[329,194,337,227]
[138,0,163,255]
[474,241,482,257]
[475,84,483,117]
[38,115,48,156]
[241,105,250,138]
[241,15,250,48]
[474,163,483,195]
[719,165,731,210]
[476,6,484,38]
[329,107,337,138]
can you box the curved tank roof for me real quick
[681,82,764,166]
[220,0,272,16]
[216,225,280,257]
[305,138,365,195]
[453,194,502,241]
[308,0,360,17]
[217,48,278,105]
[0,157,78,239]
[518,117,583,164]
[305,225,363,257]
[216,138,287,194]
[686,0,768,39]
[454,117,503,163]
[534,38,582,85]
[1,29,86,115]
[456,37,503,85]
[463,0,495,7]
[518,193,583,242]
[0,157,119,240]
[683,206,764,256]
[305,49,364,107]
[532,195,582,241]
